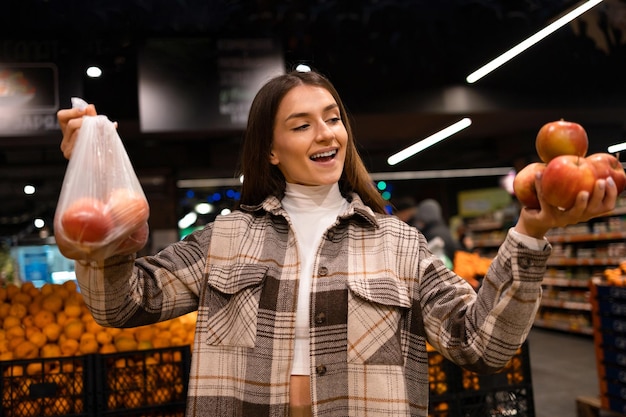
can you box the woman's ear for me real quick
[269,150,279,165]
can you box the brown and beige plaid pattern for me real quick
[75,194,551,416]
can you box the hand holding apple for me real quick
[540,155,597,210]
[513,162,545,209]
[585,153,626,194]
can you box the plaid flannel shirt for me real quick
[76,193,551,416]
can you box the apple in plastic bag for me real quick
[586,153,626,194]
[60,197,114,243]
[535,120,588,163]
[114,222,150,255]
[541,155,596,210]
[513,162,546,209]
[106,188,150,231]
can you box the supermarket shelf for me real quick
[547,231,626,244]
[547,257,624,267]
[543,277,590,288]
[540,298,591,311]
[533,318,594,336]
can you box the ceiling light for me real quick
[86,66,102,78]
[23,185,35,195]
[608,142,626,154]
[387,118,472,166]
[177,212,197,229]
[195,202,213,214]
[466,0,604,83]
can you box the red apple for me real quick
[541,155,597,210]
[59,197,113,243]
[513,162,546,209]
[535,120,588,163]
[105,188,150,230]
[586,153,626,194]
[114,222,150,255]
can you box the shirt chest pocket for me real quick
[200,263,268,348]
[346,276,411,366]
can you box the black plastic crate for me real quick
[458,387,535,417]
[93,346,191,417]
[0,354,94,417]
[428,342,534,417]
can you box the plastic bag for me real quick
[54,114,149,260]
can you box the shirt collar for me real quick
[240,192,379,228]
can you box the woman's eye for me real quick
[328,117,341,124]
[294,124,309,131]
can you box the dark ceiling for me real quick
[1,0,626,240]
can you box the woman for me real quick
[57,70,617,417]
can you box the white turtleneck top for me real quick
[281,182,349,375]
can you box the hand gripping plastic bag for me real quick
[54,114,149,260]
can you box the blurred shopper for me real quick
[414,198,462,264]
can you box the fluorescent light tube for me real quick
[466,0,604,83]
[387,118,472,166]
[608,142,626,154]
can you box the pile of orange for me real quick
[0,281,197,364]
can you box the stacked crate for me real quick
[0,345,190,417]
[590,277,626,413]
[428,341,535,417]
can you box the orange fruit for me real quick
[60,339,79,356]
[6,324,25,340]
[137,340,154,350]
[0,351,13,361]
[152,337,172,349]
[0,302,11,318]
[79,336,99,354]
[56,311,69,327]
[99,343,117,354]
[11,292,32,306]
[62,280,78,293]
[41,293,63,313]
[0,287,6,302]
[33,310,55,329]
[3,314,21,330]
[96,330,113,345]
[28,329,48,349]
[5,283,19,300]
[9,303,28,319]
[40,343,62,358]
[135,326,155,342]
[63,319,85,340]
[13,339,38,359]
[42,322,62,342]
[27,297,43,316]
[64,299,82,318]
[113,335,138,352]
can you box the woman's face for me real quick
[270,84,348,186]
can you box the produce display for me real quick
[602,260,626,287]
[0,281,196,361]
[514,120,626,211]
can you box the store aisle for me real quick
[527,327,598,417]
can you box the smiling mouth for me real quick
[310,149,337,162]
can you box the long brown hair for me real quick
[237,70,387,214]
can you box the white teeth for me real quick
[311,150,337,159]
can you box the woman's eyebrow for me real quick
[285,103,339,121]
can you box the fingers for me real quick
[57,104,98,160]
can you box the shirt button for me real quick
[315,312,326,324]
[318,267,328,276]
[327,230,335,240]
[519,257,532,269]
[316,365,327,375]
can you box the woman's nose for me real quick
[315,121,335,141]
